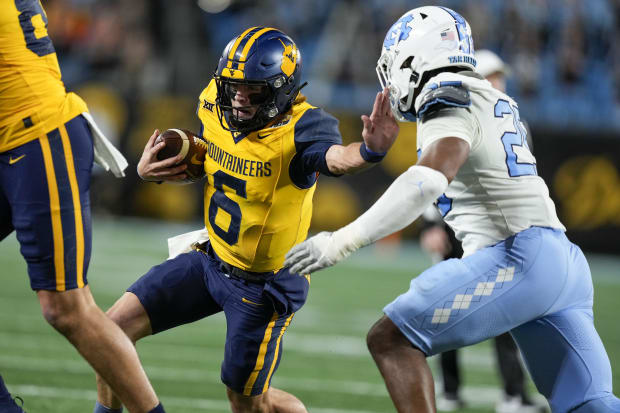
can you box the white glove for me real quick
[284,230,360,274]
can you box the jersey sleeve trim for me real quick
[417,82,471,122]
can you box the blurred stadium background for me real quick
[1,0,619,411]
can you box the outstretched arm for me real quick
[284,137,469,274]
[325,89,399,175]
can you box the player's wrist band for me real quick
[360,143,387,163]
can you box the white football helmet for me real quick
[376,6,476,121]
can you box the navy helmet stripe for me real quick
[230,27,263,70]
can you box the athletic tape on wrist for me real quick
[360,142,387,163]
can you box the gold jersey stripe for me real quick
[262,312,295,393]
[226,27,258,68]
[39,135,65,290]
[59,124,85,288]
[243,312,279,395]
[237,27,277,73]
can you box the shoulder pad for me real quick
[416,81,471,121]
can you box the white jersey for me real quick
[415,72,565,256]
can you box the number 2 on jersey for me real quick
[208,170,246,245]
[494,99,536,177]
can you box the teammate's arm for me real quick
[284,137,469,274]
[325,88,399,175]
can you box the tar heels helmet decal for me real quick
[214,27,303,133]
[376,6,476,122]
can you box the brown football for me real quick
[155,128,207,182]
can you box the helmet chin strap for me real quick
[267,81,308,120]
[398,81,417,115]
[296,81,309,94]
[217,78,307,134]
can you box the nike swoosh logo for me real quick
[190,153,203,165]
[9,154,26,165]
[257,132,272,139]
[242,297,264,306]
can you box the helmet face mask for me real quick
[224,82,272,106]
[376,6,476,121]
[214,27,302,133]
[215,78,276,132]
[377,51,419,122]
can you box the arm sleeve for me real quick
[290,108,343,187]
[331,165,449,252]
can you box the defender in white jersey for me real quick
[285,6,620,413]
[417,70,564,256]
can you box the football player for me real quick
[0,1,166,413]
[95,27,398,413]
[285,6,620,413]
[425,49,544,413]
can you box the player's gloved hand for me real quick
[284,230,361,274]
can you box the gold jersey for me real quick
[198,80,341,272]
[0,0,87,152]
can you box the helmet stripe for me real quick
[439,7,472,54]
[237,27,278,73]
[227,26,260,69]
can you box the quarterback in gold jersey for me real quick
[0,1,166,413]
[95,27,399,413]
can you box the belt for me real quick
[196,241,273,283]
[219,261,273,283]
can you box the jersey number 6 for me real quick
[208,170,247,245]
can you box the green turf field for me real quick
[1,216,618,412]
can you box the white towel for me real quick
[167,227,210,260]
[82,112,128,178]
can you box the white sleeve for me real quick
[422,204,443,223]
[417,108,477,153]
[332,165,448,251]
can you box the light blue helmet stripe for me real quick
[439,7,473,55]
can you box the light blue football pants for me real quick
[384,226,620,412]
